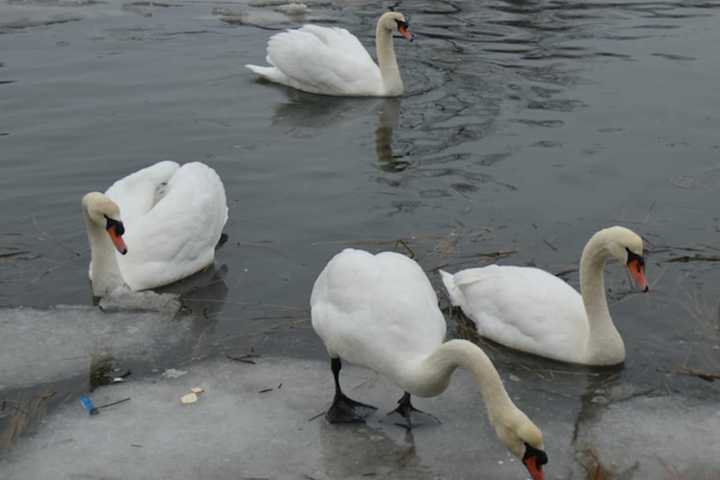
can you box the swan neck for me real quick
[579,232,623,363]
[84,211,124,296]
[375,23,403,95]
[413,340,516,423]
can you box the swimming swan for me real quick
[440,226,649,366]
[82,161,228,297]
[311,249,548,480]
[246,11,415,97]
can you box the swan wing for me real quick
[105,161,180,223]
[108,162,228,291]
[450,265,588,362]
[261,26,382,95]
[311,249,446,375]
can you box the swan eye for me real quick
[395,19,409,30]
[625,248,644,266]
[105,216,125,236]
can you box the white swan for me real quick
[440,226,649,366]
[311,249,548,480]
[246,11,415,97]
[82,161,228,297]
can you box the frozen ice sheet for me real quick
[0,305,188,390]
[1,357,577,479]
[3,357,717,479]
[576,395,720,479]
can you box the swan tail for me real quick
[439,269,464,307]
[246,64,275,78]
[245,63,294,88]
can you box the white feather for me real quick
[441,265,587,363]
[440,226,647,366]
[309,249,547,468]
[311,249,446,389]
[246,12,411,97]
[103,161,228,291]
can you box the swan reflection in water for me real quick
[271,91,371,129]
[375,97,411,172]
[161,262,230,356]
[317,420,429,479]
[271,93,410,172]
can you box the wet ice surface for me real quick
[2,358,718,480]
[2,0,720,476]
[0,358,579,479]
[0,302,184,390]
[577,396,720,479]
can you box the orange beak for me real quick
[627,258,648,292]
[107,225,127,255]
[524,456,544,480]
[398,25,415,42]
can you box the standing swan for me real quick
[440,226,649,366]
[83,161,228,297]
[311,249,548,480]
[245,11,415,97]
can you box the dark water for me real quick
[1,0,719,456]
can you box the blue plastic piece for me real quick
[80,395,99,415]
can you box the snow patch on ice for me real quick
[0,305,189,390]
[577,395,720,479]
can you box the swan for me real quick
[311,249,548,480]
[440,226,649,366]
[82,161,228,297]
[245,11,415,97]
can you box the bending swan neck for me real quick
[83,209,124,296]
[375,21,403,96]
[579,231,624,364]
[406,340,517,423]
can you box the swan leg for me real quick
[325,357,377,424]
[386,392,441,430]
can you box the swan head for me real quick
[82,192,128,255]
[495,412,547,480]
[600,226,648,291]
[379,11,415,42]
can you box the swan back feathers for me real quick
[311,249,446,380]
[99,161,227,291]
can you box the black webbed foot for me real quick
[325,357,377,423]
[385,392,441,430]
[326,393,378,423]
